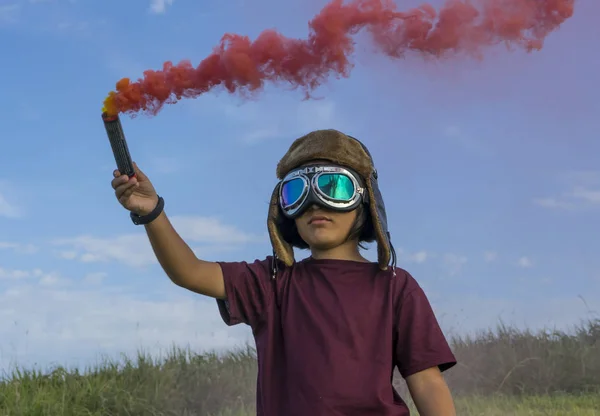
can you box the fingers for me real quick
[114,178,138,200]
[116,183,137,202]
[132,162,148,181]
[114,163,147,181]
[111,164,144,206]
[111,174,127,189]
[112,170,137,190]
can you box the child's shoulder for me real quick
[389,266,425,298]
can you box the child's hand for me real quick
[111,162,159,216]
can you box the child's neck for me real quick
[309,241,369,263]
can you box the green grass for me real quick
[453,394,600,415]
[1,319,599,415]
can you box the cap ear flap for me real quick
[267,183,295,267]
[366,175,391,270]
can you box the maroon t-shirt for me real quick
[216,257,456,416]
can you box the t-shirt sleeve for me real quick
[215,257,273,329]
[394,278,457,379]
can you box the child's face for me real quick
[294,204,358,251]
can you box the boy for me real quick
[110,129,457,415]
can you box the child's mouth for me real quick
[308,215,331,225]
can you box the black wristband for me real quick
[130,196,164,225]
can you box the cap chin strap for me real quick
[272,250,278,280]
[388,232,397,277]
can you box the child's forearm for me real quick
[413,382,456,415]
[407,368,456,416]
[144,211,226,299]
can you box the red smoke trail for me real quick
[102,0,575,117]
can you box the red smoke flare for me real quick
[102,0,575,117]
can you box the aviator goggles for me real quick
[278,165,367,219]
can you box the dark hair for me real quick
[276,203,376,250]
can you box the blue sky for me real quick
[0,0,598,373]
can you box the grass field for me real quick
[1,319,598,415]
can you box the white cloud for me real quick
[0,242,38,254]
[211,97,340,145]
[148,156,180,174]
[397,248,429,264]
[51,216,265,268]
[59,250,78,260]
[103,50,147,79]
[39,271,69,287]
[411,251,428,263]
[0,268,30,280]
[84,272,108,285]
[483,251,497,262]
[149,0,173,14]
[534,171,600,211]
[241,127,281,144]
[562,171,600,186]
[442,125,488,155]
[517,256,534,268]
[0,267,68,286]
[172,216,262,244]
[56,20,91,34]
[0,191,21,218]
[443,125,463,140]
[244,100,336,143]
[53,234,155,268]
[0,4,19,24]
[533,197,575,210]
[430,292,600,338]
[571,186,600,204]
[443,253,468,276]
[0,277,251,372]
[534,189,600,210]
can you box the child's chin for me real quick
[308,236,342,250]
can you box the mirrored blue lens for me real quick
[317,174,355,200]
[281,178,305,207]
